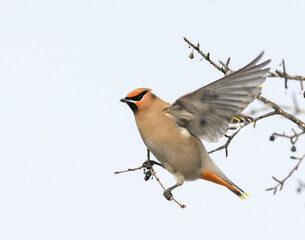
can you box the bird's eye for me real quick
[126,91,148,101]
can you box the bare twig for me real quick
[282,59,288,89]
[266,154,305,194]
[268,58,305,91]
[208,125,244,156]
[252,111,279,128]
[267,129,305,194]
[185,35,305,154]
[208,111,279,156]
[219,59,233,74]
[185,36,305,90]
[268,70,305,91]
[271,130,305,146]
[114,149,186,208]
[114,150,163,175]
[150,167,186,208]
[184,37,305,194]
[114,165,145,174]
[211,103,305,158]
[268,71,305,82]
[257,94,305,130]
[184,37,230,75]
[247,104,305,116]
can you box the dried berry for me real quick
[144,170,152,181]
[291,146,296,152]
[189,53,194,59]
[269,135,275,141]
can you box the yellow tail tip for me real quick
[237,192,249,199]
[238,195,245,200]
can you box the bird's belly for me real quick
[143,136,202,181]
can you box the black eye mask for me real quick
[125,90,148,101]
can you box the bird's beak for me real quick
[120,98,129,103]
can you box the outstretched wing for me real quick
[166,52,270,142]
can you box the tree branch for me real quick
[184,37,305,195]
[268,71,305,81]
[114,149,186,208]
[208,111,279,156]
[257,95,305,130]
[183,37,230,75]
[184,36,305,91]
[208,125,244,157]
[266,154,305,194]
[270,130,305,148]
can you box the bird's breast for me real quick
[136,112,202,179]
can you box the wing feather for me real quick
[166,52,270,142]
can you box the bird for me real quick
[120,52,270,200]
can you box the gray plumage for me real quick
[167,52,270,142]
[121,52,270,200]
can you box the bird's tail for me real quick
[200,169,249,199]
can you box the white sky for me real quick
[0,1,305,240]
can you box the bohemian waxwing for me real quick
[120,52,270,200]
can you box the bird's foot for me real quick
[163,189,173,201]
[142,160,164,170]
[142,160,154,169]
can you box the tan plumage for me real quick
[121,52,270,200]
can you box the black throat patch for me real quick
[127,102,138,112]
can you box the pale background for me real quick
[0,1,304,239]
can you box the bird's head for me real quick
[120,88,154,113]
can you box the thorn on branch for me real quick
[219,59,233,74]
[281,59,288,89]
[224,57,230,73]
[268,60,305,91]
[272,176,281,183]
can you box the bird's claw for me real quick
[142,160,164,170]
[143,160,154,169]
[163,189,173,201]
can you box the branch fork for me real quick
[114,149,186,208]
